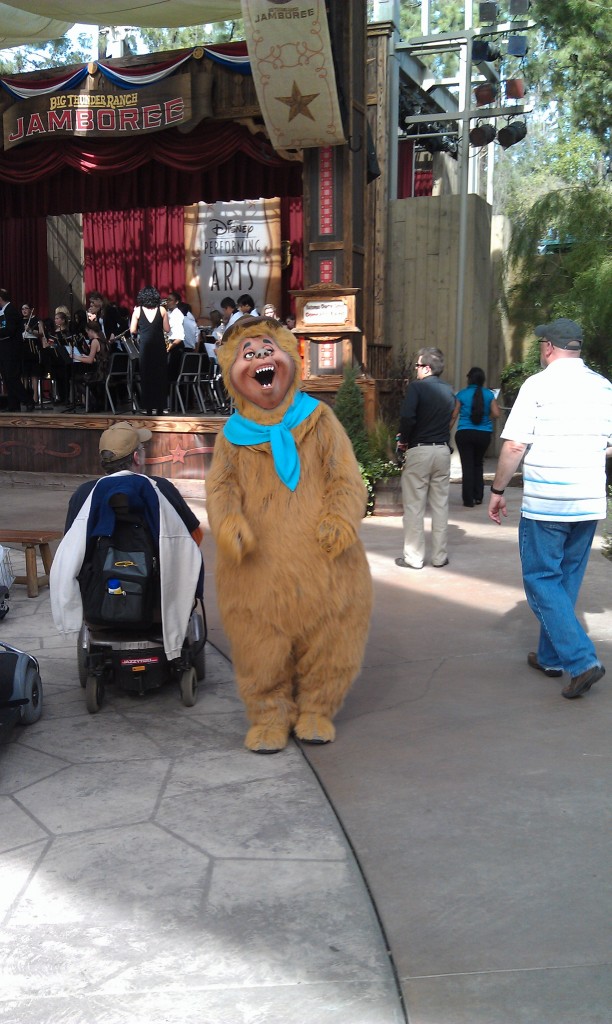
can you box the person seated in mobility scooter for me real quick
[50,422,205,713]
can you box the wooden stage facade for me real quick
[0,412,225,481]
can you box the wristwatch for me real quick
[490,485,505,495]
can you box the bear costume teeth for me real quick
[255,365,275,387]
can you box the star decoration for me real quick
[169,444,187,464]
[276,81,319,122]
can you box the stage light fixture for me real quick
[472,40,502,62]
[474,83,499,106]
[507,35,529,57]
[505,78,525,99]
[479,2,499,22]
[469,123,497,147]
[509,0,530,14]
[497,120,527,148]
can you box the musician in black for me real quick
[130,286,170,416]
[41,310,73,404]
[72,322,110,411]
[0,288,35,411]
[86,290,128,344]
[20,302,44,407]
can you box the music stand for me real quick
[63,282,93,413]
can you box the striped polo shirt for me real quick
[502,358,612,521]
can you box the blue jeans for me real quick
[519,516,600,677]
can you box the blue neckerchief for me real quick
[223,390,319,490]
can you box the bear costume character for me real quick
[206,316,373,753]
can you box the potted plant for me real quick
[363,420,403,516]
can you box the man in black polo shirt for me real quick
[396,347,456,569]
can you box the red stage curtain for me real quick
[83,207,185,310]
[0,119,302,317]
[0,121,303,217]
[0,216,48,313]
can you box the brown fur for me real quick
[207,319,373,751]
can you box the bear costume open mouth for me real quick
[255,365,276,388]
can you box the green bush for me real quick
[334,366,370,463]
[334,373,402,515]
[499,339,542,406]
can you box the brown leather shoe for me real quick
[527,652,562,678]
[562,664,605,699]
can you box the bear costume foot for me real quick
[294,713,336,745]
[245,722,291,754]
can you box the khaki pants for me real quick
[401,446,451,567]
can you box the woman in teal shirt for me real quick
[454,367,500,507]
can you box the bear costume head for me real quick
[217,316,302,424]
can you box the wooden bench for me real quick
[0,530,62,598]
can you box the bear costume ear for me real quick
[217,316,303,422]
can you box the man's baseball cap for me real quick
[534,318,583,350]
[99,421,152,462]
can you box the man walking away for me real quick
[488,318,612,699]
[396,347,456,569]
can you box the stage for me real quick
[0,412,225,481]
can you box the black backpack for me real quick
[78,492,159,630]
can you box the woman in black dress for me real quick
[130,286,170,415]
[20,303,43,405]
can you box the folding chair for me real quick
[170,351,207,414]
[104,351,133,414]
[203,358,231,413]
[122,336,142,411]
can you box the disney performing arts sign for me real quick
[3,72,195,151]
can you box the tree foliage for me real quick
[503,183,612,379]
[493,114,603,219]
[0,34,95,74]
[531,0,612,147]
[137,21,242,53]
[0,20,242,75]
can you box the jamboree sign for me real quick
[3,73,193,151]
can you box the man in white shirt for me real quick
[221,297,241,331]
[237,293,259,317]
[164,290,185,383]
[179,303,198,350]
[488,318,612,699]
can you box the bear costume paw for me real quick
[294,712,336,745]
[217,512,256,564]
[317,516,357,559]
[245,722,291,754]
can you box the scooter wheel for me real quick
[180,666,198,707]
[85,674,104,714]
[20,665,43,725]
